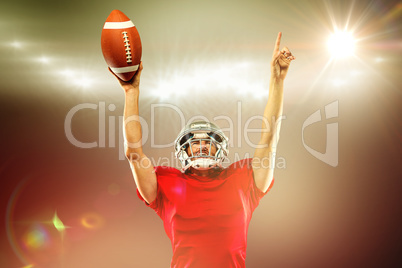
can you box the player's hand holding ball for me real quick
[112,61,143,93]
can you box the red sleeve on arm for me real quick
[136,187,160,210]
[136,167,164,215]
[243,158,274,210]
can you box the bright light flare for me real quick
[151,61,267,99]
[76,77,93,88]
[59,69,94,88]
[374,57,384,63]
[60,69,75,77]
[37,56,51,64]
[10,41,23,48]
[52,212,66,232]
[327,31,356,58]
[331,78,347,87]
[22,224,49,249]
[80,213,104,230]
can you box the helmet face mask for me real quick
[175,121,229,172]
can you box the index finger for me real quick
[273,32,282,55]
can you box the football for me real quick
[101,10,142,82]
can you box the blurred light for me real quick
[22,224,49,250]
[60,69,75,77]
[237,89,248,95]
[327,31,355,58]
[153,85,171,99]
[25,230,45,248]
[58,69,95,88]
[37,56,50,64]
[9,41,24,49]
[350,70,363,77]
[80,213,104,230]
[151,62,265,99]
[332,78,347,87]
[79,78,93,88]
[73,77,93,88]
[236,61,250,68]
[52,212,66,232]
[252,89,268,98]
[374,57,384,63]
[10,41,23,48]
[169,77,192,95]
[242,83,266,98]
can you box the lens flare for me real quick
[327,31,356,58]
[52,212,66,232]
[10,41,23,48]
[80,213,104,230]
[37,56,50,64]
[22,224,49,250]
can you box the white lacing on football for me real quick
[122,31,132,64]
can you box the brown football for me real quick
[101,10,142,81]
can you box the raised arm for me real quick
[252,32,295,192]
[114,62,157,204]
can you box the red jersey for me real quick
[137,158,273,268]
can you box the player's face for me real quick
[187,140,217,157]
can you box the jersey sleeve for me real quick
[230,158,274,211]
[136,183,162,211]
[136,166,165,216]
[249,164,274,210]
[136,165,182,218]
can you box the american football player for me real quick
[114,32,295,268]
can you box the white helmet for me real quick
[175,121,229,172]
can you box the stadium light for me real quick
[327,31,356,58]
